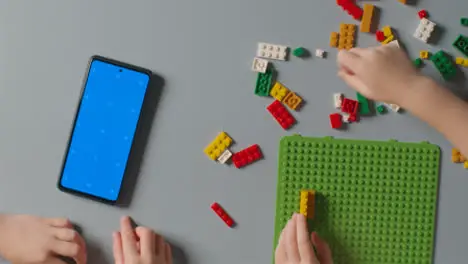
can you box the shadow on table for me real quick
[117,73,166,208]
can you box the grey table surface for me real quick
[0,0,467,263]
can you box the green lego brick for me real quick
[413,58,423,68]
[376,104,387,114]
[462,18,468,26]
[255,68,273,97]
[453,35,468,57]
[356,92,371,115]
[293,47,306,58]
[430,50,457,81]
[273,136,440,264]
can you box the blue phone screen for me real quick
[60,59,150,201]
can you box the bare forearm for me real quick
[401,77,468,156]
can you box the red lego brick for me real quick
[232,144,263,168]
[348,113,358,122]
[376,31,385,42]
[337,0,363,20]
[211,202,235,227]
[341,98,359,115]
[330,113,343,129]
[418,10,428,19]
[267,100,296,130]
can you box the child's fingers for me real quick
[285,214,300,262]
[120,216,138,256]
[135,227,155,259]
[296,214,318,263]
[337,50,363,73]
[113,232,124,264]
[165,243,173,264]
[311,232,333,264]
[275,228,287,263]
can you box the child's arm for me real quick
[338,46,468,157]
[0,214,86,264]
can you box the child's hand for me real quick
[113,216,172,264]
[337,45,424,105]
[0,214,87,264]
[275,213,332,264]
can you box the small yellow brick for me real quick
[464,59,468,67]
[270,82,290,102]
[381,35,395,45]
[299,190,315,219]
[420,51,430,59]
[456,57,465,65]
[204,132,233,160]
[330,32,338,48]
[382,26,393,37]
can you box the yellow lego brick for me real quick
[420,51,430,59]
[283,92,303,110]
[381,35,395,45]
[382,26,393,37]
[360,4,374,33]
[453,155,461,163]
[204,132,232,160]
[464,59,468,67]
[270,82,290,102]
[330,32,338,48]
[299,190,315,219]
[398,0,407,4]
[456,57,465,65]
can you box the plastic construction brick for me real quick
[398,0,407,4]
[232,144,262,168]
[462,18,468,26]
[336,0,363,20]
[273,135,440,264]
[388,103,401,113]
[414,18,436,43]
[418,10,428,19]
[204,132,233,161]
[338,24,356,50]
[430,50,456,81]
[283,92,303,110]
[413,58,423,68]
[315,49,325,58]
[257,42,288,61]
[376,104,387,114]
[388,40,400,48]
[451,148,466,163]
[299,190,315,219]
[211,202,234,227]
[341,98,359,115]
[420,50,430,59]
[381,35,395,45]
[375,31,385,42]
[267,100,296,130]
[382,25,393,37]
[251,57,269,73]
[255,68,274,97]
[360,4,374,33]
[293,47,306,58]
[217,149,232,164]
[342,113,350,123]
[453,35,468,57]
[356,92,371,115]
[330,32,339,48]
[270,82,290,102]
[333,93,343,109]
[455,57,468,67]
[329,113,343,129]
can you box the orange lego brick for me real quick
[330,32,339,48]
[283,92,303,110]
[339,24,356,50]
[360,4,374,33]
[398,0,407,4]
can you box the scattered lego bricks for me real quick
[232,144,262,168]
[453,35,468,57]
[338,24,356,50]
[356,92,371,115]
[413,58,424,68]
[273,136,440,264]
[455,57,468,67]
[256,42,288,61]
[452,148,468,168]
[255,68,274,97]
[329,113,343,129]
[267,100,296,130]
[430,50,456,81]
[292,47,307,58]
[418,10,428,19]
[360,4,374,33]
[299,190,315,219]
[217,149,233,164]
[414,18,436,43]
[420,50,430,59]
[251,57,269,73]
[381,25,395,45]
[462,18,468,26]
[211,202,235,227]
[336,0,363,20]
[330,32,339,48]
[270,82,290,101]
[204,132,233,161]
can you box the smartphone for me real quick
[58,55,152,203]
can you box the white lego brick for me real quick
[388,103,401,112]
[414,18,436,43]
[315,49,325,58]
[333,93,343,109]
[251,57,269,73]
[388,40,400,48]
[342,113,350,123]
[257,42,288,61]
[217,149,232,164]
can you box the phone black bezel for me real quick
[57,55,153,205]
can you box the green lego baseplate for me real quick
[273,135,440,264]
